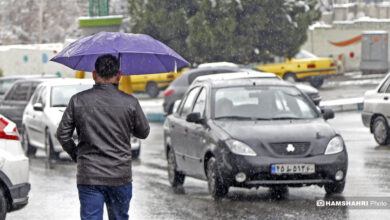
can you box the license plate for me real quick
[271,164,315,175]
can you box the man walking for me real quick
[56,54,150,220]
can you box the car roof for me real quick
[38,78,95,87]
[11,78,57,84]
[197,62,239,68]
[193,71,291,88]
[181,66,242,76]
[0,74,58,80]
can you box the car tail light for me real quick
[164,89,174,97]
[167,74,174,79]
[0,117,19,140]
[307,63,316,68]
[330,62,336,67]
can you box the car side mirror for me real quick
[33,103,43,111]
[186,112,203,124]
[322,108,334,120]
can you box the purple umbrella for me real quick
[51,32,190,75]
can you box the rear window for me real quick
[6,82,30,101]
[0,79,17,95]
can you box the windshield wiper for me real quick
[214,116,253,120]
[52,104,67,107]
[271,116,301,120]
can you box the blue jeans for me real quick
[77,183,132,220]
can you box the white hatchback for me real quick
[362,73,390,145]
[0,114,30,219]
[22,79,141,168]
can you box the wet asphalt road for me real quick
[7,111,390,220]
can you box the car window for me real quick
[294,50,317,59]
[379,76,390,93]
[5,82,30,101]
[31,86,43,104]
[192,88,206,117]
[0,79,17,95]
[38,87,47,107]
[51,84,93,107]
[214,86,318,119]
[179,87,201,117]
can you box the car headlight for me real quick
[325,136,344,155]
[225,139,256,156]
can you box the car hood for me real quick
[213,118,338,157]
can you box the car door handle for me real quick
[184,128,188,133]
[384,96,389,100]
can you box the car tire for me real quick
[22,127,37,157]
[309,78,324,88]
[146,82,159,98]
[167,148,185,187]
[324,181,345,194]
[132,148,140,159]
[372,116,390,145]
[283,73,296,83]
[0,187,7,220]
[206,157,228,199]
[45,129,59,169]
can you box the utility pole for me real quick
[38,0,43,44]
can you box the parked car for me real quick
[22,79,141,168]
[362,73,390,145]
[254,50,337,88]
[0,78,55,133]
[0,114,30,219]
[163,67,321,115]
[164,73,347,199]
[0,75,59,100]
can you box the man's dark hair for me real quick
[94,54,120,79]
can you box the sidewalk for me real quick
[139,97,365,123]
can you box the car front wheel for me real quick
[45,129,59,169]
[0,187,7,220]
[22,127,37,157]
[309,78,324,88]
[132,148,140,159]
[324,181,345,194]
[206,157,228,199]
[167,148,185,187]
[373,116,390,145]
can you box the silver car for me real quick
[22,79,141,168]
[362,73,390,145]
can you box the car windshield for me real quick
[0,79,17,95]
[51,84,92,107]
[294,50,318,59]
[213,86,318,120]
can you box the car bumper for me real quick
[9,182,30,210]
[361,112,372,129]
[217,150,348,187]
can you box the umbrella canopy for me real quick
[51,32,190,75]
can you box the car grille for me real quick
[269,142,311,156]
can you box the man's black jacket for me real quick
[56,83,150,186]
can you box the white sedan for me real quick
[22,79,141,168]
[362,73,390,145]
[0,114,30,219]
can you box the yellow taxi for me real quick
[129,67,189,98]
[254,50,336,88]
